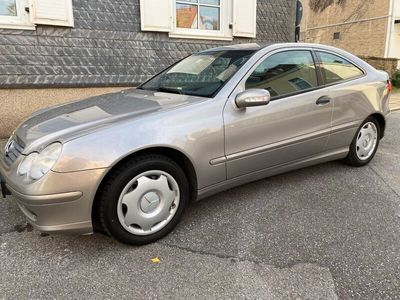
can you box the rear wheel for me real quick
[344,117,380,167]
[98,154,189,245]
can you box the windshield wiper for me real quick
[158,87,183,95]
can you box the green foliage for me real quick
[392,70,400,89]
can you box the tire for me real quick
[97,154,189,245]
[343,117,380,167]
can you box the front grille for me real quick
[3,139,24,166]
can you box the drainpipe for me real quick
[384,0,395,58]
[295,0,303,42]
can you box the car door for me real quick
[223,49,333,179]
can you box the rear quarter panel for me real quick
[326,71,390,151]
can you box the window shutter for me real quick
[140,0,172,32]
[29,0,74,27]
[233,0,257,38]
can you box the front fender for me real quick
[53,103,226,189]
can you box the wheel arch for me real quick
[369,113,386,139]
[91,146,198,231]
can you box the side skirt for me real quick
[196,147,349,200]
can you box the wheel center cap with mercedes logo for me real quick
[140,192,161,214]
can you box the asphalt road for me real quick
[1,112,400,299]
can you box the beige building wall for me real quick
[0,87,129,139]
[300,0,391,57]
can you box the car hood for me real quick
[15,88,205,152]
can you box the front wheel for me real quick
[98,154,189,245]
[343,117,380,167]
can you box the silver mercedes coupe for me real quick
[0,43,391,245]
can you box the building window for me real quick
[333,32,340,40]
[0,0,17,16]
[0,0,34,30]
[0,0,74,30]
[140,0,257,40]
[172,0,228,39]
[176,0,220,31]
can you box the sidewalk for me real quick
[390,92,400,111]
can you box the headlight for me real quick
[4,134,14,152]
[18,152,39,176]
[18,143,62,181]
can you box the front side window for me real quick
[139,50,255,97]
[317,52,364,84]
[176,0,220,31]
[246,50,318,98]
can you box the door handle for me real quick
[316,96,331,105]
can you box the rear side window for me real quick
[246,50,318,98]
[317,51,364,85]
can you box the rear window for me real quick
[317,51,364,85]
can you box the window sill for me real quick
[169,32,233,41]
[0,23,36,30]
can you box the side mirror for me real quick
[235,89,271,109]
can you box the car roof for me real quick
[199,43,266,52]
[200,42,345,53]
[198,42,375,75]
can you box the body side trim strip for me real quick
[210,128,331,165]
[331,120,361,134]
[201,147,349,199]
[210,120,360,166]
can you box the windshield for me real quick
[139,50,256,98]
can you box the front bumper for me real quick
[0,156,109,235]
